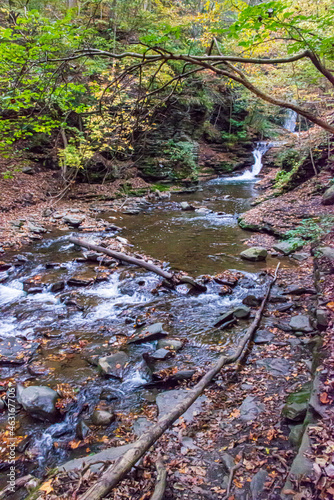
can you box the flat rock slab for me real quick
[256,357,292,376]
[156,389,207,423]
[0,338,38,365]
[250,469,269,500]
[150,348,172,361]
[127,323,167,344]
[239,396,265,422]
[60,443,134,472]
[289,315,313,332]
[283,286,317,295]
[98,351,129,379]
[253,331,274,344]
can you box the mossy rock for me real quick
[282,382,312,422]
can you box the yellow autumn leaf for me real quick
[39,479,53,494]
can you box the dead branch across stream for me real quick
[69,236,207,291]
[77,264,280,500]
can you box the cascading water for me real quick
[215,141,270,182]
[284,109,297,133]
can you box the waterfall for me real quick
[284,109,297,133]
[220,141,270,182]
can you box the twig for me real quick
[150,455,167,500]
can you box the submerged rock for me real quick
[240,247,267,262]
[17,385,59,421]
[243,295,262,307]
[98,351,129,379]
[157,338,183,351]
[76,420,90,439]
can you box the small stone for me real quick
[180,201,195,211]
[91,409,114,426]
[22,166,34,174]
[50,281,65,293]
[242,295,262,307]
[10,219,25,228]
[289,315,313,333]
[98,351,129,379]
[240,247,267,262]
[127,323,167,344]
[27,222,47,234]
[292,252,309,262]
[322,185,334,205]
[76,420,90,439]
[67,276,94,286]
[316,309,328,328]
[150,348,171,360]
[317,246,334,260]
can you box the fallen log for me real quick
[69,237,206,291]
[78,264,280,500]
[69,236,174,280]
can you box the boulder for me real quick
[233,305,251,319]
[127,323,167,344]
[322,185,334,205]
[17,385,58,421]
[243,295,262,307]
[282,383,311,422]
[98,351,129,379]
[289,315,313,333]
[273,239,304,256]
[63,216,84,227]
[91,410,115,426]
[240,247,267,262]
[149,348,172,361]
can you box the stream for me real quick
[0,144,296,483]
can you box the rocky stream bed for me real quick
[0,164,333,499]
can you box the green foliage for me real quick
[284,217,334,244]
[164,140,197,176]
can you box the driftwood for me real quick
[78,264,280,500]
[150,455,167,500]
[69,237,206,291]
[0,474,34,500]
